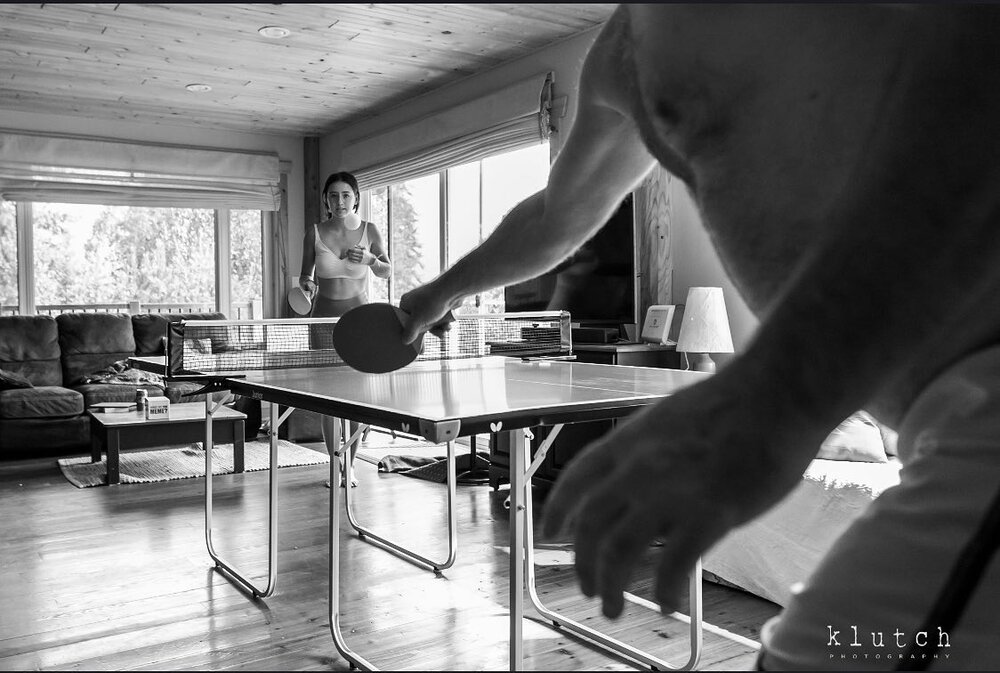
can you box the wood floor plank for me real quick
[0,441,780,671]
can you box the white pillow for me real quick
[817,411,888,463]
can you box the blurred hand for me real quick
[399,283,456,345]
[300,277,317,295]
[541,375,816,618]
[344,246,371,265]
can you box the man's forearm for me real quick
[429,190,594,308]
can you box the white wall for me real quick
[671,180,759,365]
[1,109,305,308]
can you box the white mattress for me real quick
[702,458,902,606]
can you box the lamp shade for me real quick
[676,287,734,354]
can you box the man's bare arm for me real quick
[400,9,657,341]
[542,5,1000,617]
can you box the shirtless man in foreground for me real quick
[400,5,1000,668]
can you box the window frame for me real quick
[3,202,270,318]
[361,142,550,307]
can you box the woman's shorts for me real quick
[308,292,367,350]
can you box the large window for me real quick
[362,143,550,311]
[364,174,443,305]
[33,203,216,311]
[2,202,264,318]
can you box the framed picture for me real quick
[641,305,676,345]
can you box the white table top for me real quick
[227,356,707,442]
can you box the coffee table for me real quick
[88,401,247,485]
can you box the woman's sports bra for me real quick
[314,222,371,280]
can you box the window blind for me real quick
[344,73,554,191]
[0,131,282,210]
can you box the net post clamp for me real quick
[186,378,242,397]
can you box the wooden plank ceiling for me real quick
[0,3,615,137]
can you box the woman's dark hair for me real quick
[323,171,360,216]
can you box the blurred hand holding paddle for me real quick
[333,303,455,374]
[398,284,458,346]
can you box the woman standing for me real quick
[300,171,391,315]
[300,171,391,486]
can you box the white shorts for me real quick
[760,345,1000,670]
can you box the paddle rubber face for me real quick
[333,303,422,374]
[288,287,313,315]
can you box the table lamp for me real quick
[676,286,734,373]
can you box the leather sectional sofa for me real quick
[0,311,229,457]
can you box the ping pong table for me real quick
[150,314,710,671]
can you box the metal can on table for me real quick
[135,389,148,412]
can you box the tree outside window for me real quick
[2,202,265,316]
[361,142,549,311]
[0,201,16,312]
[32,203,215,308]
[230,209,264,317]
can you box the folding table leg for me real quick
[204,395,282,599]
[508,428,528,671]
[328,414,376,670]
[343,425,458,572]
[519,424,704,671]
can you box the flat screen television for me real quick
[504,194,637,328]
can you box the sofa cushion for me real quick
[73,383,164,408]
[132,312,226,356]
[0,368,34,391]
[56,313,136,386]
[0,416,92,455]
[0,315,63,386]
[0,386,84,419]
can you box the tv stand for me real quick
[573,342,679,367]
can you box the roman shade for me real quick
[343,73,554,191]
[0,131,281,210]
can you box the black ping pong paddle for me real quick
[333,303,454,374]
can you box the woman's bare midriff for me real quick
[317,276,368,301]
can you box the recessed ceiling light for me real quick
[185,83,212,92]
[258,25,291,39]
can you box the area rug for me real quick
[58,439,329,488]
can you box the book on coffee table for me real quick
[89,402,138,413]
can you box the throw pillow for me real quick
[0,368,34,391]
[817,411,888,463]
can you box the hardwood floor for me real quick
[0,439,780,671]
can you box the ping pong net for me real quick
[165,311,572,378]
